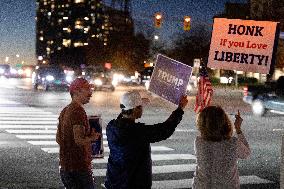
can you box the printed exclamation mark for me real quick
[265,56,269,66]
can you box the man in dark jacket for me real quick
[105,91,188,189]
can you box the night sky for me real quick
[0,0,247,66]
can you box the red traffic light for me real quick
[184,16,191,31]
[154,13,162,28]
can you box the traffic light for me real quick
[183,16,191,31]
[154,13,162,28]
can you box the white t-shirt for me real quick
[192,133,251,189]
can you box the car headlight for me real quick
[112,79,118,86]
[66,75,73,83]
[145,80,150,90]
[32,72,36,83]
[46,75,54,81]
[94,79,102,86]
[10,68,17,74]
[24,68,32,77]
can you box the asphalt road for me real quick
[0,77,282,188]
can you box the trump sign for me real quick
[148,54,192,105]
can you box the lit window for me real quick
[63,17,68,20]
[84,43,88,46]
[46,47,51,52]
[74,0,84,3]
[66,4,69,7]
[102,26,104,29]
[38,56,43,61]
[58,19,62,23]
[48,12,51,16]
[51,4,55,9]
[57,47,62,50]
[63,39,71,47]
[39,37,44,41]
[63,28,71,33]
[74,42,83,47]
[84,17,89,21]
[75,20,83,29]
[104,43,107,46]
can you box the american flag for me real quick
[194,65,213,113]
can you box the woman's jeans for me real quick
[60,169,96,189]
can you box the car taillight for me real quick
[243,86,248,96]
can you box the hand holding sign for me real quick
[178,95,188,110]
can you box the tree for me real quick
[168,24,211,66]
[132,33,151,72]
[276,39,284,69]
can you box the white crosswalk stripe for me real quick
[0,99,275,188]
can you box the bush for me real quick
[237,77,258,85]
[210,77,220,85]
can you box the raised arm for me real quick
[235,110,251,159]
[132,96,188,143]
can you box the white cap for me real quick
[120,91,143,110]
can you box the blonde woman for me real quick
[192,106,251,189]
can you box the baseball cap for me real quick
[120,91,143,110]
[69,78,92,93]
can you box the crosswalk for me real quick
[0,98,275,188]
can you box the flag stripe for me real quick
[194,65,213,113]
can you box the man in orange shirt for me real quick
[56,78,100,189]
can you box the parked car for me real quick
[86,71,117,91]
[243,76,284,116]
[0,64,11,78]
[139,67,154,84]
[32,65,71,91]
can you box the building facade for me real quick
[36,0,134,68]
[250,0,284,31]
[36,0,106,67]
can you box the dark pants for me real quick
[60,169,95,189]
